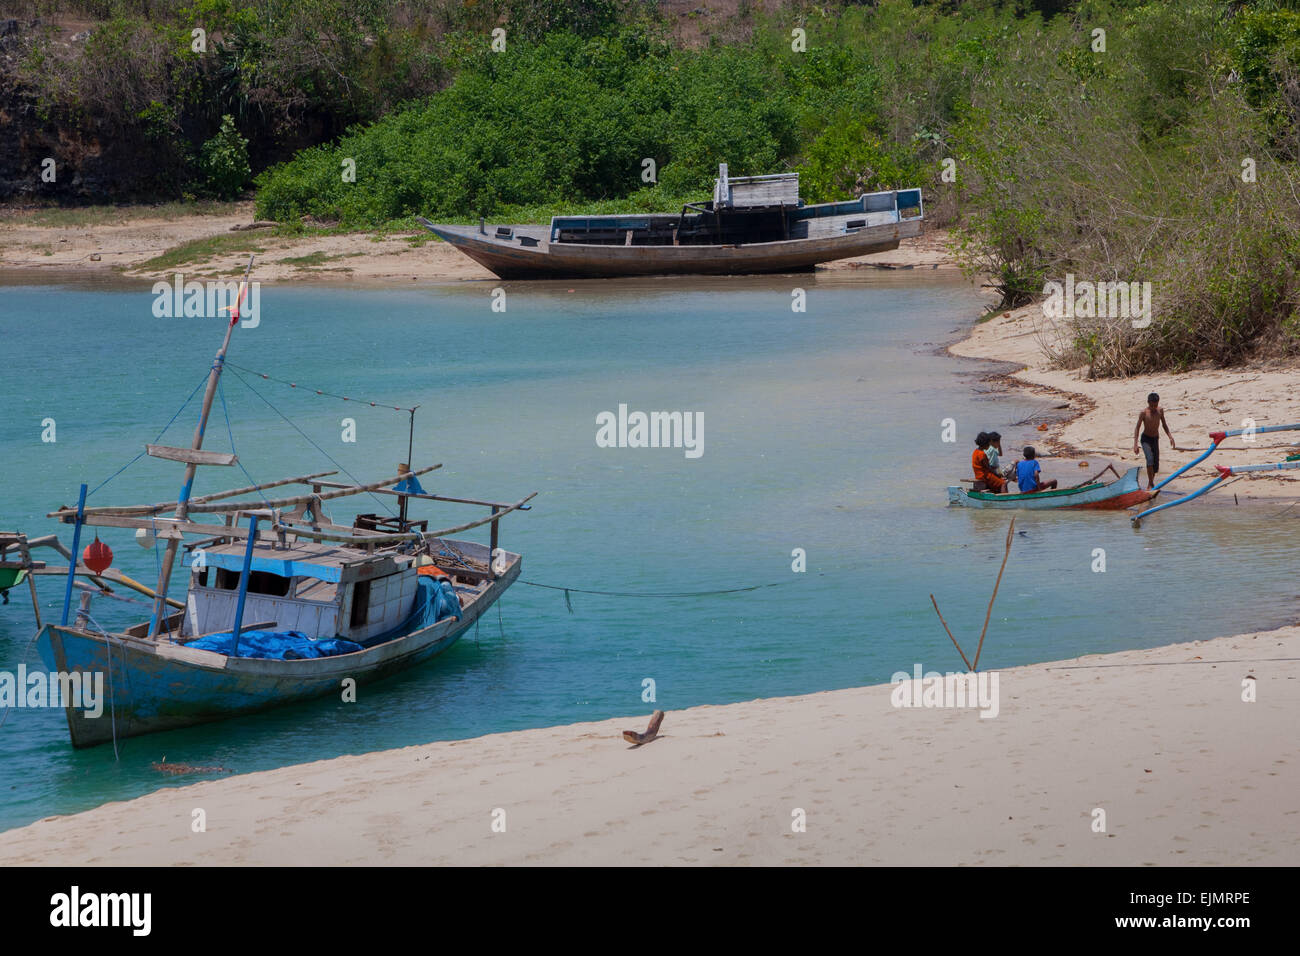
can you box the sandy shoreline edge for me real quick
[3,626,1296,865]
[3,210,1297,865]
[0,202,956,282]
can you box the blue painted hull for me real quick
[36,561,518,748]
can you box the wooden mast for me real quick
[147,257,254,637]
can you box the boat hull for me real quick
[36,557,520,748]
[946,467,1155,511]
[422,219,923,279]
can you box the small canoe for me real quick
[947,466,1155,510]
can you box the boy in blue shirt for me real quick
[1015,446,1058,494]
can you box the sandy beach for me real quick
[0,203,955,282]
[1,627,1295,865]
[949,306,1300,503]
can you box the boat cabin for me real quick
[546,164,923,248]
[183,538,421,645]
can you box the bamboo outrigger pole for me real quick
[1133,422,1300,526]
[147,256,254,637]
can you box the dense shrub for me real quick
[949,1,1300,374]
[200,114,251,198]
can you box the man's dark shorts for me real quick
[1140,433,1159,473]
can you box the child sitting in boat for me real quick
[1015,446,1058,494]
[986,431,1002,472]
[971,433,1006,493]
[987,431,1019,482]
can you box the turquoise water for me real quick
[0,272,1296,832]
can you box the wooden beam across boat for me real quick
[186,464,441,514]
[147,444,239,466]
[275,491,538,544]
[190,471,339,505]
[239,513,401,539]
[44,473,525,547]
[416,491,538,537]
[307,480,530,511]
[30,566,186,609]
[269,522,425,547]
[49,466,440,519]
[48,513,249,540]
[78,471,341,519]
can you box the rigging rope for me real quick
[87,372,210,499]
[227,367,397,518]
[518,578,789,613]
[218,380,271,509]
[225,362,416,413]
[519,580,786,598]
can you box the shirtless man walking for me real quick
[1133,392,1176,490]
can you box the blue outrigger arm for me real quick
[1132,474,1228,527]
[1134,422,1300,526]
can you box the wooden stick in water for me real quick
[972,517,1015,672]
[929,594,972,671]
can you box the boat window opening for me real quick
[211,567,292,596]
[846,219,866,229]
[247,570,292,596]
[196,567,210,588]
[350,580,371,628]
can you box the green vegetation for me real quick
[199,115,251,199]
[6,0,1300,373]
[136,234,266,271]
[278,251,333,266]
[948,0,1300,374]
[7,201,244,227]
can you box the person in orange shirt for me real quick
[971,432,1006,493]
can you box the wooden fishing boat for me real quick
[32,263,535,748]
[420,164,924,279]
[947,466,1154,511]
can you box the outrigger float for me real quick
[947,464,1155,511]
[1131,422,1300,527]
[30,261,535,748]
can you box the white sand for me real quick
[950,305,1300,500]
[0,203,952,283]
[2,628,1296,865]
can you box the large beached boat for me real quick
[419,164,924,279]
[31,264,534,748]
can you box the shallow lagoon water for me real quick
[0,271,1295,832]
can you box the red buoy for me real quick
[83,537,113,575]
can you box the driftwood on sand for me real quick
[623,710,665,746]
[152,757,234,776]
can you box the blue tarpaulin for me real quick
[188,576,461,657]
[393,473,426,495]
[188,629,362,660]
[359,575,461,647]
